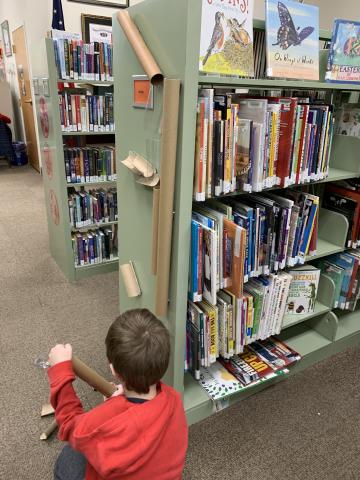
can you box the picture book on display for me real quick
[265,0,319,80]
[336,104,360,137]
[286,265,320,315]
[199,0,254,77]
[326,19,360,84]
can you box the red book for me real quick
[276,98,298,186]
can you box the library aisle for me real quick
[1,165,360,480]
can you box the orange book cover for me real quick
[223,219,246,298]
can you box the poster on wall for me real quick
[81,14,112,43]
[1,20,12,57]
[68,0,128,8]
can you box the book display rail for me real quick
[35,38,118,281]
[114,0,360,424]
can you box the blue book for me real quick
[327,253,356,308]
[299,196,319,258]
[190,220,200,301]
[233,212,249,280]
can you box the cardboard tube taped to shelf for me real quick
[117,10,163,85]
[40,356,116,440]
[155,79,181,317]
[152,186,160,275]
[120,261,141,297]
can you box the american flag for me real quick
[52,0,65,30]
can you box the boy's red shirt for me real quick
[48,360,188,480]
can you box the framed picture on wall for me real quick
[1,20,12,57]
[68,0,128,8]
[81,14,112,44]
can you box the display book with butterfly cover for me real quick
[325,19,360,84]
[265,0,319,81]
[199,0,254,77]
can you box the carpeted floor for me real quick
[1,165,360,480]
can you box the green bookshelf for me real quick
[113,0,360,425]
[34,38,118,281]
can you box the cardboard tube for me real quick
[40,356,116,440]
[117,10,163,85]
[40,419,58,441]
[155,79,181,317]
[72,356,117,398]
[120,262,141,297]
[151,186,160,275]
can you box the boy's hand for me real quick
[48,344,72,367]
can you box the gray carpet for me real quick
[1,165,359,480]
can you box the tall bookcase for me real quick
[113,0,360,424]
[35,38,118,281]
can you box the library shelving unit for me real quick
[34,38,118,281]
[113,0,360,424]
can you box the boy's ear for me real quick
[109,363,123,382]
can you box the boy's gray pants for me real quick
[54,444,87,480]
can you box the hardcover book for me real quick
[286,265,320,314]
[326,19,360,84]
[265,0,319,80]
[199,0,254,77]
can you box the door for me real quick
[12,26,40,172]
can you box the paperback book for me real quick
[286,265,320,315]
[196,337,301,401]
[199,0,254,77]
[326,19,360,84]
[265,0,319,80]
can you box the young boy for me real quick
[48,308,188,480]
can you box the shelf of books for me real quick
[34,35,118,281]
[114,0,360,425]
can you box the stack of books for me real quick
[189,192,319,303]
[186,335,301,400]
[193,90,334,199]
[315,250,360,311]
[68,188,117,228]
[59,93,115,133]
[53,37,113,81]
[187,271,293,379]
[72,224,117,267]
[64,146,116,184]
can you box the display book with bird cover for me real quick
[285,265,320,315]
[325,19,360,84]
[199,0,254,77]
[265,0,319,81]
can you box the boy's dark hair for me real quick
[105,309,170,394]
